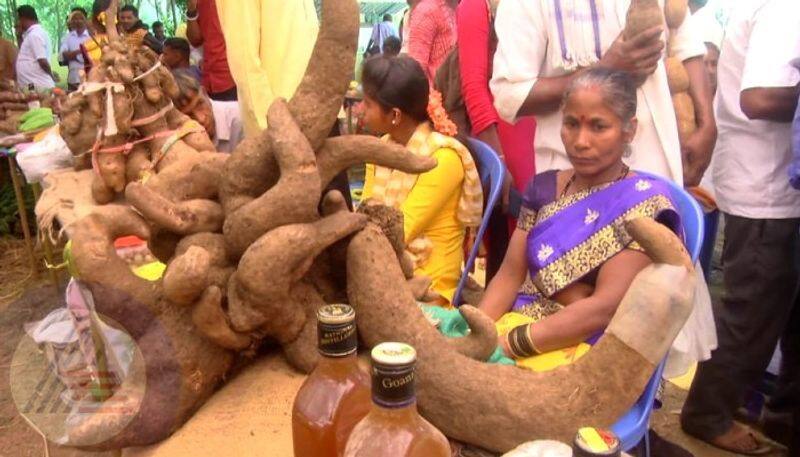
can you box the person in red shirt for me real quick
[456,0,536,281]
[186,0,237,101]
[407,0,457,84]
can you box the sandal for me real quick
[706,422,773,455]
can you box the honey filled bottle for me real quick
[292,304,371,457]
[343,342,450,457]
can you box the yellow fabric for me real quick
[124,29,147,49]
[495,312,592,372]
[215,0,318,136]
[363,124,483,303]
[367,123,483,270]
[174,23,187,39]
[83,34,108,65]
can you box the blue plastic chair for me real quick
[610,171,704,456]
[452,138,505,306]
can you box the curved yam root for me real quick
[192,286,251,350]
[92,174,116,204]
[280,282,329,372]
[321,189,349,216]
[156,65,181,101]
[346,224,694,451]
[67,284,234,450]
[136,51,162,103]
[126,182,224,235]
[625,217,693,270]
[224,98,320,259]
[163,246,210,306]
[407,275,433,300]
[226,278,274,334]
[317,135,437,190]
[447,305,498,361]
[174,233,235,291]
[357,201,406,257]
[219,129,278,214]
[97,152,127,193]
[125,144,152,183]
[230,211,367,335]
[288,0,359,150]
[144,152,227,201]
[70,206,156,307]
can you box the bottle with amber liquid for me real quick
[343,342,451,457]
[292,304,371,457]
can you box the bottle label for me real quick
[317,320,357,357]
[372,363,415,408]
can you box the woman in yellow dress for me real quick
[361,55,483,305]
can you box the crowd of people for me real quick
[0,3,214,98]
[377,0,799,454]
[0,0,797,454]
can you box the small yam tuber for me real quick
[664,0,688,29]
[672,91,696,141]
[623,0,664,40]
[665,57,690,94]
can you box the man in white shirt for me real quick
[59,9,90,92]
[490,0,716,186]
[15,5,55,90]
[680,0,800,453]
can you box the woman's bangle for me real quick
[506,324,539,358]
[186,10,199,21]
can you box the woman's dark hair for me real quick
[361,55,430,123]
[92,0,110,20]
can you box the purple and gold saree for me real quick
[492,170,683,371]
[513,170,683,320]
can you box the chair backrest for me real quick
[453,138,505,306]
[636,171,704,261]
[610,171,704,451]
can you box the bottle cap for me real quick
[370,342,417,408]
[572,427,621,457]
[317,304,357,357]
[317,303,355,325]
[371,342,417,366]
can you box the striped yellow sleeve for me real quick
[363,163,376,200]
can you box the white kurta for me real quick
[490,0,706,185]
[712,0,800,219]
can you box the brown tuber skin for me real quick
[346,221,695,452]
[60,0,695,452]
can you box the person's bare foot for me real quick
[707,422,773,455]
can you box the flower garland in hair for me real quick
[427,89,458,137]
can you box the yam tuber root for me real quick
[345,222,694,452]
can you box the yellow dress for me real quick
[215,0,319,136]
[364,148,466,304]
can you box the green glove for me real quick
[420,304,515,366]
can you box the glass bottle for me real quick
[292,304,371,457]
[343,342,451,457]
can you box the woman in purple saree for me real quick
[479,68,684,371]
